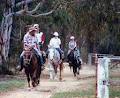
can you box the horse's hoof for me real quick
[54,76,58,80]
[27,87,31,91]
[74,74,76,77]
[59,78,62,81]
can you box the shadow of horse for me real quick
[67,49,82,77]
[23,49,42,87]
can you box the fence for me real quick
[88,53,113,65]
[97,56,120,98]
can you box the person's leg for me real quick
[34,48,44,66]
[67,50,71,62]
[37,50,45,70]
[16,51,24,71]
[39,42,43,51]
[46,49,49,58]
[56,48,63,59]
[42,51,46,64]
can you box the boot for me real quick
[16,56,23,71]
[38,56,45,71]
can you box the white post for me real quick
[97,57,110,98]
[88,53,92,65]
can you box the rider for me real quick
[33,24,45,50]
[67,36,77,55]
[49,32,63,60]
[17,26,43,71]
[68,36,81,62]
[33,24,45,68]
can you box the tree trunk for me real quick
[0,0,14,67]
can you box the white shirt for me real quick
[36,32,43,43]
[49,37,61,48]
[69,40,77,50]
[23,33,38,50]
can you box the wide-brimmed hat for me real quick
[29,27,37,33]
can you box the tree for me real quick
[0,0,77,72]
[0,0,59,71]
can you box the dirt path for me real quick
[0,63,95,98]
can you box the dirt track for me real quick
[0,63,95,98]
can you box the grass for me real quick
[52,87,120,98]
[109,72,120,98]
[110,86,120,98]
[0,79,25,93]
[52,82,120,98]
[51,89,95,98]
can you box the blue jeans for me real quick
[56,48,63,59]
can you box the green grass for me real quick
[109,75,120,98]
[0,79,25,93]
[52,84,120,98]
[110,86,120,98]
[51,89,95,98]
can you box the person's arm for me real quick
[23,35,28,47]
[23,35,30,49]
[74,41,77,48]
[23,35,33,49]
[49,38,53,47]
[41,33,45,44]
[59,39,61,48]
[69,41,73,50]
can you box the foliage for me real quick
[0,0,120,65]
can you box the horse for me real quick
[47,48,63,81]
[67,48,82,77]
[23,48,42,87]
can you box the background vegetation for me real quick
[0,0,120,73]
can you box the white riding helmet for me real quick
[70,36,75,39]
[53,32,59,37]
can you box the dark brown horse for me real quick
[67,49,82,77]
[23,49,42,87]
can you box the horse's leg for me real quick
[77,64,81,75]
[69,62,72,72]
[31,74,36,87]
[32,69,37,87]
[49,63,54,80]
[77,66,79,75]
[69,64,71,71]
[73,65,76,77]
[59,63,62,81]
[37,66,41,85]
[77,62,81,75]
[25,69,30,87]
[53,64,57,80]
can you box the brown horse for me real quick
[23,49,42,87]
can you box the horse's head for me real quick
[68,50,75,61]
[48,48,60,65]
[23,48,32,66]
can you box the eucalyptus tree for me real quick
[0,0,60,70]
